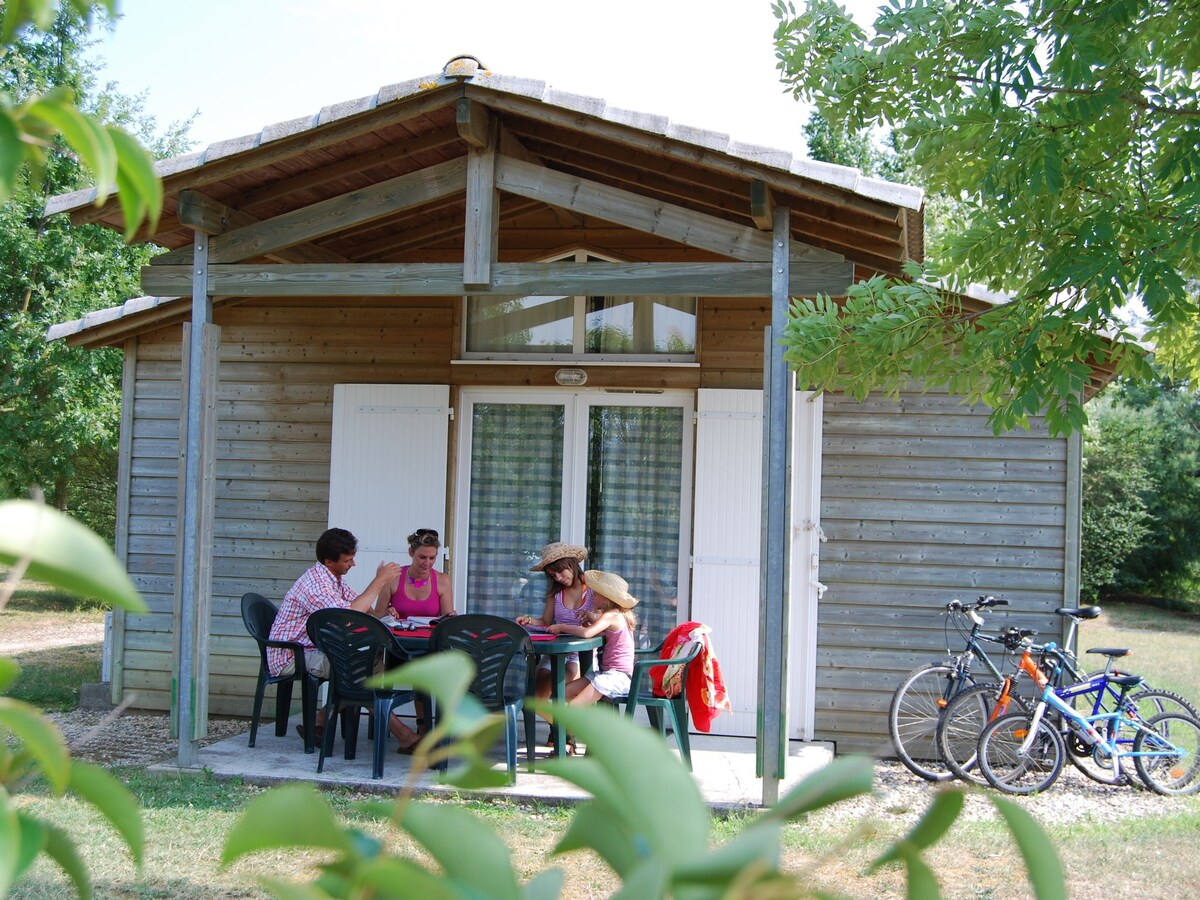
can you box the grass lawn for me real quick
[6,595,1200,897]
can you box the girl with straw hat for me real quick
[517,542,594,701]
[549,569,638,751]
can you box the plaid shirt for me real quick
[267,563,358,676]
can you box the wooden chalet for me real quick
[46,56,1097,758]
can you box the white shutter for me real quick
[329,384,450,594]
[691,389,762,737]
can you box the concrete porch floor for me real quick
[157,716,836,810]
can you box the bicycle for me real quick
[889,595,1030,781]
[934,606,1198,786]
[977,645,1200,795]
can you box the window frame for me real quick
[460,249,697,363]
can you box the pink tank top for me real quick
[600,617,634,676]
[389,567,441,618]
[554,586,594,627]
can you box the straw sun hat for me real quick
[583,570,639,609]
[529,541,587,572]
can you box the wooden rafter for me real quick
[204,157,468,264]
[236,129,463,208]
[473,88,901,222]
[494,155,843,263]
[164,191,350,264]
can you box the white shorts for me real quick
[537,652,580,672]
[586,669,631,699]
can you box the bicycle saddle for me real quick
[1086,647,1131,658]
[1108,673,1144,689]
[1055,606,1102,619]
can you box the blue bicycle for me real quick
[977,647,1200,795]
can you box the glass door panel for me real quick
[582,404,685,646]
[464,402,564,618]
[458,390,692,641]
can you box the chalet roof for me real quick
[47,57,927,346]
[48,65,923,223]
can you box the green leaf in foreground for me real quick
[69,762,144,867]
[41,823,90,899]
[0,657,18,692]
[0,500,144,612]
[892,844,941,900]
[990,795,1066,900]
[758,754,875,824]
[0,697,71,792]
[535,702,710,869]
[0,790,20,897]
[221,784,354,866]
[12,812,47,890]
[869,788,964,870]
[398,803,520,899]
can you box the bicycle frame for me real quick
[937,605,1016,701]
[1019,662,1183,770]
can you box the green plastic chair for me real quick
[612,639,705,770]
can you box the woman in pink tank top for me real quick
[384,528,457,619]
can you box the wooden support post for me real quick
[463,113,499,291]
[759,204,793,805]
[456,97,491,148]
[173,231,218,766]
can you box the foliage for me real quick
[772,0,1200,434]
[0,9,189,541]
[0,0,160,236]
[0,499,147,897]
[223,657,1065,899]
[1080,396,1154,600]
[1081,379,1200,601]
[803,110,968,268]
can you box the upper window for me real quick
[463,251,696,362]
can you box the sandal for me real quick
[295,723,325,744]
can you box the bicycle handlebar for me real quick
[946,594,1009,613]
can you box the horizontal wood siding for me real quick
[118,299,455,716]
[122,293,748,716]
[814,391,1070,753]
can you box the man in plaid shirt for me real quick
[268,527,420,751]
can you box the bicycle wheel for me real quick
[1067,688,1198,786]
[936,683,1026,785]
[1133,711,1200,796]
[889,663,969,781]
[978,712,1065,795]
[1129,688,1199,722]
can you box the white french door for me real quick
[453,389,693,644]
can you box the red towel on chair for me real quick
[650,621,731,732]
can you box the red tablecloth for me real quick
[388,626,557,642]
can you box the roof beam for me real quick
[140,260,854,298]
[170,190,350,264]
[204,157,469,264]
[494,155,842,263]
[358,197,542,260]
[473,86,902,223]
[236,129,463,207]
[750,180,774,231]
[51,85,464,227]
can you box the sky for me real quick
[88,0,878,157]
